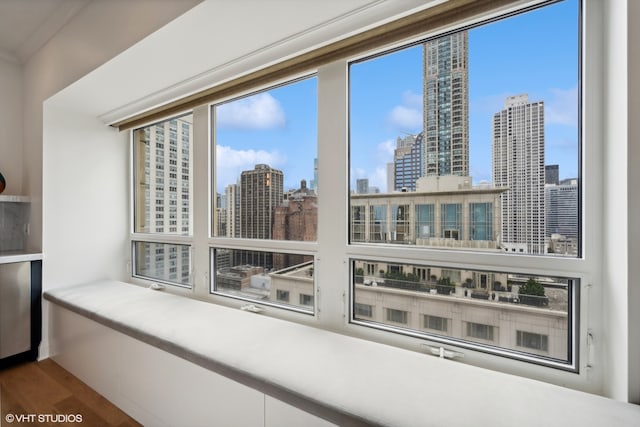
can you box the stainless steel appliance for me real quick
[0,260,41,366]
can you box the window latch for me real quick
[240,304,264,314]
[422,344,464,360]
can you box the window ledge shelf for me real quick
[44,280,640,427]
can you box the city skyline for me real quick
[214,0,577,195]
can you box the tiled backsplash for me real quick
[0,202,29,251]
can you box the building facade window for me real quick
[469,202,493,241]
[355,303,373,318]
[466,322,495,342]
[415,204,435,239]
[299,294,314,306]
[276,290,290,302]
[517,330,549,352]
[386,308,408,325]
[424,315,449,333]
[441,203,462,240]
[369,205,387,242]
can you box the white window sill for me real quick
[44,280,640,427]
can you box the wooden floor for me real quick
[0,359,141,427]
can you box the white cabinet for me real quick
[265,396,338,427]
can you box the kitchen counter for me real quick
[0,251,43,264]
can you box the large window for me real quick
[133,241,191,287]
[210,77,317,312]
[132,113,193,287]
[349,0,579,257]
[128,0,597,382]
[352,259,575,364]
[212,248,314,313]
[133,114,193,236]
[349,0,580,369]
[212,77,318,241]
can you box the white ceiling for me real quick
[0,0,90,63]
[40,0,440,123]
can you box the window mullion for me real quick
[192,104,210,298]
[315,60,350,331]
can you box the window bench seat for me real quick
[44,280,640,427]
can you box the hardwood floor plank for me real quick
[37,359,137,426]
[0,362,71,416]
[0,360,141,427]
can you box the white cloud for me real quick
[216,93,286,130]
[369,166,390,192]
[352,168,367,179]
[349,140,395,192]
[401,90,422,109]
[215,145,286,191]
[545,86,578,127]
[377,139,395,161]
[387,90,423,130]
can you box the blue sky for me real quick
[215,0,578,194]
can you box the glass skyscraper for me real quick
[423,31,469,177]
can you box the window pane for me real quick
[133,113,193,235]
[212,248,314,313]
[133,241,191,287]
[352,259,575,365]
[213,77,318,241]
[349,0,579,257]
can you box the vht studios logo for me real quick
[5,413,83,424]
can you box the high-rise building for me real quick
[545,183,578,239]
[356,178,369,194]
[224,183,240,238]
[393,132,424,191]
[236,164,284,268]
[492,94,546,254]
[240,164,284,240]
[135,116,193,235]
[545,164,559,185]
[133,115,193,284]
[423,31,469,177]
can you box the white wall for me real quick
[0,58,23,195]
[39,104,129,357]
[22,0,202,252]
[14,0,201,356]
